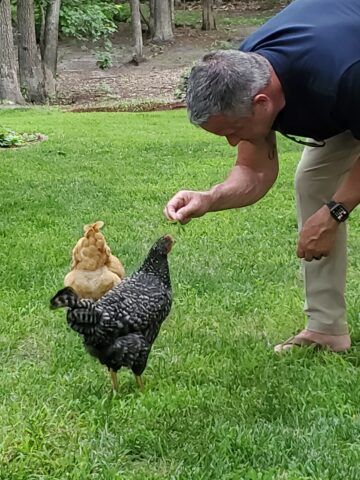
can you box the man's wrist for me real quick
[206,187,220,212]
[326,200,349,223]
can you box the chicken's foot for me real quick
[135,375,144,391]
[110,368,119,391]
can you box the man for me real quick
[164,0,360,352]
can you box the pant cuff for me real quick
[307,320,349,336]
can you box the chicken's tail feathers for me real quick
[50,287,80,310]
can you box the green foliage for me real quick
[0,127,45,148]
[211,39,235,50]
[113,2,131,23]
[10,0,17,20]
[175,9,270,29]
[174,9,202,27]
[94,37,113,71]
[95,50,113,70]
[12,0,130,41]
[175,67,191,100]
[220,15,272,27]
[1,108,360,479]
[59,1,119,41]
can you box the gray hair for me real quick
[186,50,271,125]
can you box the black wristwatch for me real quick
[326,200,349,222]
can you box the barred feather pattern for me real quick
[87,333,151,375]
[50,235,173,377]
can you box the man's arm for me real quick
[333,155,360,211]
[208,130,279,211]
[164,131,278,223]
[297,155,360,261]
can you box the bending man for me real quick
[164,0,360,352]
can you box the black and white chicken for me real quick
[50,235,174,391]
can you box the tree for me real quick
[152,0,173,43]
[41,0,62,97]
[148,0,155,37]
[17,0,46,103]
[130,0,144,63]
[202,0,216,31]
[0,0,25,104]
[169,0,175,26]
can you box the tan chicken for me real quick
[64,221,125,300]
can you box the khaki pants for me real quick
[295,131,360,335]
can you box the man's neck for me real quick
[262,62,286,117]
[270,65,286,114]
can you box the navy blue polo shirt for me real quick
[240,0,360,141]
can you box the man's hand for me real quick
[163,190,212,224]
[164,132,279,225]
[297,205,339,261]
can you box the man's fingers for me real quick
[297,249,326,262]
[177,215,191,225]
[164,190,209,224]
[176,205,196,224]
[164,191,195,222]
[163,205,174,221]
[164,193,186,220]
[164,204,178,221]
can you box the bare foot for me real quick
[274,329,351,353]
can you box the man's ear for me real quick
[253,93,271,109]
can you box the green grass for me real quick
[175,10,270,28]
[1,108,360,479]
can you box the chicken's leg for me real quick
[110,368,119,391]
[135,375,144,391]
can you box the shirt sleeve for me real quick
[335,61,360,140]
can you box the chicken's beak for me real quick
[164,234,175,252]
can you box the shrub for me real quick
[95,50,113,70]
[0,127,47,148]
[175,67,191,101]
[59,1,119,41]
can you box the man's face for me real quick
[201,99,273,146]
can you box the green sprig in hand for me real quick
[168,219,186,237]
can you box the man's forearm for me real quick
[334,155,360,212]
[207,165,276,211]
[207,133,279,212]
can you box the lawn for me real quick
[174,9,271,28]
[1,108,360,480]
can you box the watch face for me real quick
[332,204,348,221]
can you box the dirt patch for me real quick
[56,26,238,106]
[56,2,284,108]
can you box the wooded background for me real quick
[0,0,287,105]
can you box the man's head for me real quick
[186,50,280,144]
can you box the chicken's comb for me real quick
[83,221,105,234]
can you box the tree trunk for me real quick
[0,0,25,104]
[169,0,175,27]
[42,0,61,97]
[39,2,46,59]
[130,0,144,63]
[17,0,46,103]
[149,0,155,37]
[153,0,173,43]
[202,0,216,31]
